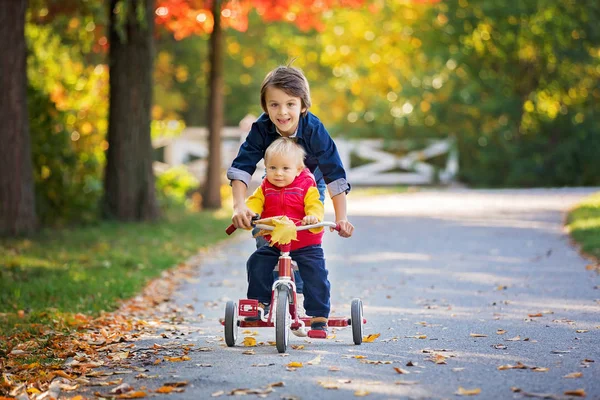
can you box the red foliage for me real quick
[155,0,367,39]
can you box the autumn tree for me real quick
[154,0,365,209]
[103,0,160,221]
[0,0,38,236]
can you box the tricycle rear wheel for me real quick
[224,301,238,347]
[351,298,363,345]
[275,287,290,353]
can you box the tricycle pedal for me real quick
[307,330,328,339]
[238,299,259,317]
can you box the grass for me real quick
[349,185,412,197]
[0,207,231,337]
[566,191,600,261]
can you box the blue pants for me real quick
[246,244,330,318]
[252,177,327,294]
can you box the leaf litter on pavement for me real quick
[0,261,213,399]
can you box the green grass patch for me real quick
[349,186,412,197]
[0,208,231,336]
[566,191,600,260]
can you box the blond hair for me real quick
[264,137,306,168]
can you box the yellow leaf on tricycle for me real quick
[267,216,297,245]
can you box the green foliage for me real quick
[566,192,600,260]
[28,86,102,225]
[155,166,199,210]
[0,208,229,320]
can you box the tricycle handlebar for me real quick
[226,220,339,235]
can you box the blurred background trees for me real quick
[1,0,598,235]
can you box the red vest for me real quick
[260,169,324,251]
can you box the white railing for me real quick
[153,124,458,186]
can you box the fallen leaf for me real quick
[117,391,147,399]
[528,313,543,317]
[393,367,410,374]
[354,389,369,396]
[564,389,586,397]
[395,380,419,385]
[329,366,340,371]
[469,333,487,338]
[287,362,303,368]
[505,336,521,341]
[164,356,190,362]
[455,387,481,396]
[307,355,322,365]
[575,330,588,333]
[242,349,255,355]
[243,337,257,347]
[531,367,549,372]
[563,372,583,379]
[318,381,339,389]
[291,345,304,350]
[211,391,224,397]
[363,333,380,343]
[496,329,507,335]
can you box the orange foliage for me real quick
[155,0,367,39]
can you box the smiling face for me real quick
[264,87,307,137]
[265,152,303,188]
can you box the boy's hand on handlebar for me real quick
[302,215,319,225]
[232,206,256,229]
[333,219,354,238]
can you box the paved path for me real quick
[92,188,600,399]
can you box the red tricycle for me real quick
[223,217,365,353]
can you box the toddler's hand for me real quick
[232,206,257,229]
[302,215,319,225]
[333,219,354,238]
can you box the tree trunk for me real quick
[0,0,38,236]
[203,0,224,209]
[103,0,159,221]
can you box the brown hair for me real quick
[260,62,311,116]
[264,137,306,168]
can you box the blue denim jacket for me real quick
[227,112,350,197]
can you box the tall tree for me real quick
[155,0,366,209]
[103,0,159,221]
[0,0,38,236]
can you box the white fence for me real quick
[153,126,458,186]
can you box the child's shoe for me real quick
[245,302,270,321]
[310,317,328,332]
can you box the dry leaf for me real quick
[575,330,588,333]
[363,333,380,343]
[291,345,304,350]
[531,367,549,372]
[307,355,322,365]
[243,337,257,347]
[455,387,481,396]
[469,333,487,338]
[393,367,410,374]
[211,390,224,397]
[329,366,340,371]
[496,329,507,335]
[505,336,521,341]
[354,355,367,359]
[287,362,303,368]
[117,391,147,399]
[564,389,586,397]
[164,356,190,362]
[563,372,583,379]
[354,389,370,396]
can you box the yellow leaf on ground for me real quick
[243,337,257,347]
[287,362,303,368]
[455,387,481,396]
[117,391,147,399]
[354,389,370,396]
[156,387,173,393]
[363,333,380,343]
[564,372,583,378]
[354,355,367,359]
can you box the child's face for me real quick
[264,87,306,137]
[265,153,303,188]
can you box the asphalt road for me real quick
[90,188,600,400]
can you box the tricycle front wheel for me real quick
[351,298,363,345]
[224,301,238,347]
[275,287,290,353]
